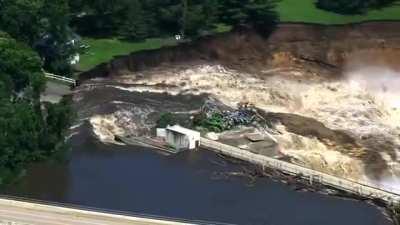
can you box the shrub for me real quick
[156,112,178,128]
[316,0,398,14]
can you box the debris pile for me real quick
[195,101,264,132]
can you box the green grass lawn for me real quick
[76,37,177,71]
[277,0,400,24]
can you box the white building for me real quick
[158,125,200,152]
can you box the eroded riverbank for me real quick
[3,21,399,225]
[77,22,400,192]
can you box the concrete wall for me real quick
[166,131,189,151]
[201,138,400,204]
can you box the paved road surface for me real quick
[0,199,191,225]
[41,81,72,103]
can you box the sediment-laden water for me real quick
[0,124,392,225]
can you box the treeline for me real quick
[70,0,278,40]
[316,0,399,14]
[0,1,74,184]
[0,33,73,184]
[0,0,77,75]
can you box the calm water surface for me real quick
[1,126,392,225]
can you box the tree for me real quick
[183,0,219,36]
[316,0,398,14]
[219,0,279,34]
[117,0,148,40]
[157,113,179,128]
[0,0,44,45]
[0,35,45,97]
[0,35,72,184]
[0,0,77,75]
[70,0,220,39]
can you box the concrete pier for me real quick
[201,137,400,205]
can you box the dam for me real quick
[0,123,392,225]
[201,138,400,205]
[3,22,400,225]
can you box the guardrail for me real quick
[0,195,233,225]
[44,72,77,86]
[201,138,400,205]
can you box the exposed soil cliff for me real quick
[77,22,400,193]
[80,22,400,80]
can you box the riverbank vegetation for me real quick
[277,0,400,24]
[5,0,398,75]
[75,0,400,72]
[0,34,73,184]
[316,0,398,15]
[0,0,79,76]
[73,0,279,71]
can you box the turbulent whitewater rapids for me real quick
[76,22,400,194]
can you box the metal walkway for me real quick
[44,72,77,86]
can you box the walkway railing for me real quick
[44,72,77,86]
[201,138,400,205]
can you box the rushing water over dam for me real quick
[0,124,392,225]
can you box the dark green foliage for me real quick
[0,102,43,167]
[0,0,77,75]
[45,98,74,139]
[0,0,44,45]
[0,37,45,97]
[71,0,279,39]
[118,0,149,41]
[194,113,226,133]
[219,0,278,34]
[40,0,77,75]
[157,112,179,128]
[184,0,219,36]
[316,0,398,14]
[0,36,73,184]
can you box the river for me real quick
[0,124,391,225]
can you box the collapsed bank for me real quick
[76,21,400,223]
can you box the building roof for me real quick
[166,125,200,137]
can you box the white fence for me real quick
[201,138,400,204]
[44,72,77,86]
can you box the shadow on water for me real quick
[1,125,392,225]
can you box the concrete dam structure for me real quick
[201,138,400,205]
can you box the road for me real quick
[41,81,72,103]
[0,198,191,225]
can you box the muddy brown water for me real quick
[0,83,394,224]
[0,123,392,225]
[35,21,400,224]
